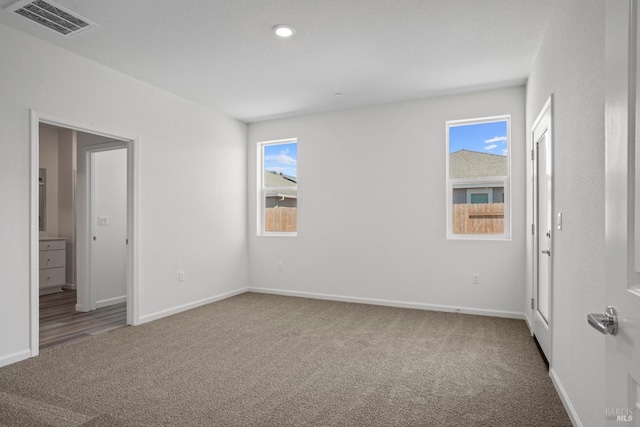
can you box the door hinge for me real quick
[126,238,128,245]
[531,149,535,161]
[531,298,535,309]
[531,224,535,235]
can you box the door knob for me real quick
[587,306,618,335]
[541,248,551,256]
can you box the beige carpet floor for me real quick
[0,293,571,426]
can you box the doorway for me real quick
[30,111,138,356]
[532,96,553,361]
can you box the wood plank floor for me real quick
[40,290,126,350]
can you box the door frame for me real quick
[29,110,139,357]
[531,95,554,361]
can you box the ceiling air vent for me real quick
[7,0,97,36]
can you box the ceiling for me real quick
[0,0,553,123]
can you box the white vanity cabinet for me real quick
[39,237,66,295]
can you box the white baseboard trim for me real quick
[247,287,525,320]
[138,287,248,325]
[96,295,126,309]
[524,313,533,334]
[550,368,581,427]
[0,349,31,368]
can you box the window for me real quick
[257,139,298,236]
[467,188,492,204]
[446,117,510,239]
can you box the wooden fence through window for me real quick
[265,207,297,232]
[453,203,504,234]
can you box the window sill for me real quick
[447,234,511,241]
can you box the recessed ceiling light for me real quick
[273,24,295,38]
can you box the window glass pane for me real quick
[448,119,508,236]
[264,189,297,232]
[263,142,297,186]
[449,121,508,179]
[260,140,297,234]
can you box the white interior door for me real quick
[89,148,128,310]
[602,1,640,424]
[532,98,552,361]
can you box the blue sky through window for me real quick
[264,142,297,177]
[449,120,508,156]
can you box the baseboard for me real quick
[247,287,525,320]
[62,283,77,290]
[39,286,62,296]
[96,295,126,309]
[138,287,248,325]
[524,312,533,334]
[0,349,31,368]
[550,368,582,427]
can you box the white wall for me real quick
[0,23,248,366]
[525,0,605,425]
[92,148,127,307]
[248,86,526,317]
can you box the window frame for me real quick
[257,138,298,237]
[446,116,511,240]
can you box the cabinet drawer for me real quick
[39,267,66,288]
[39,240,65,251]
[39,250,66,269]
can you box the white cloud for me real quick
[265,150,297,165]
[485,144,498,151]
[485,136,507,144]
[501,148,508,155]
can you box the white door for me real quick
[89,148,128,310]
[532,98,553,361]
[602,1,640,424]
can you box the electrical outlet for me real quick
[277,261,284,271]
[472,274,480,284]
[178,271,185,282]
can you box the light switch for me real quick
[557,212,562,230]
[98,216,108,226]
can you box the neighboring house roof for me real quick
[265,170,297,198]
[265,170,297,186]
[449,150,507,179]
